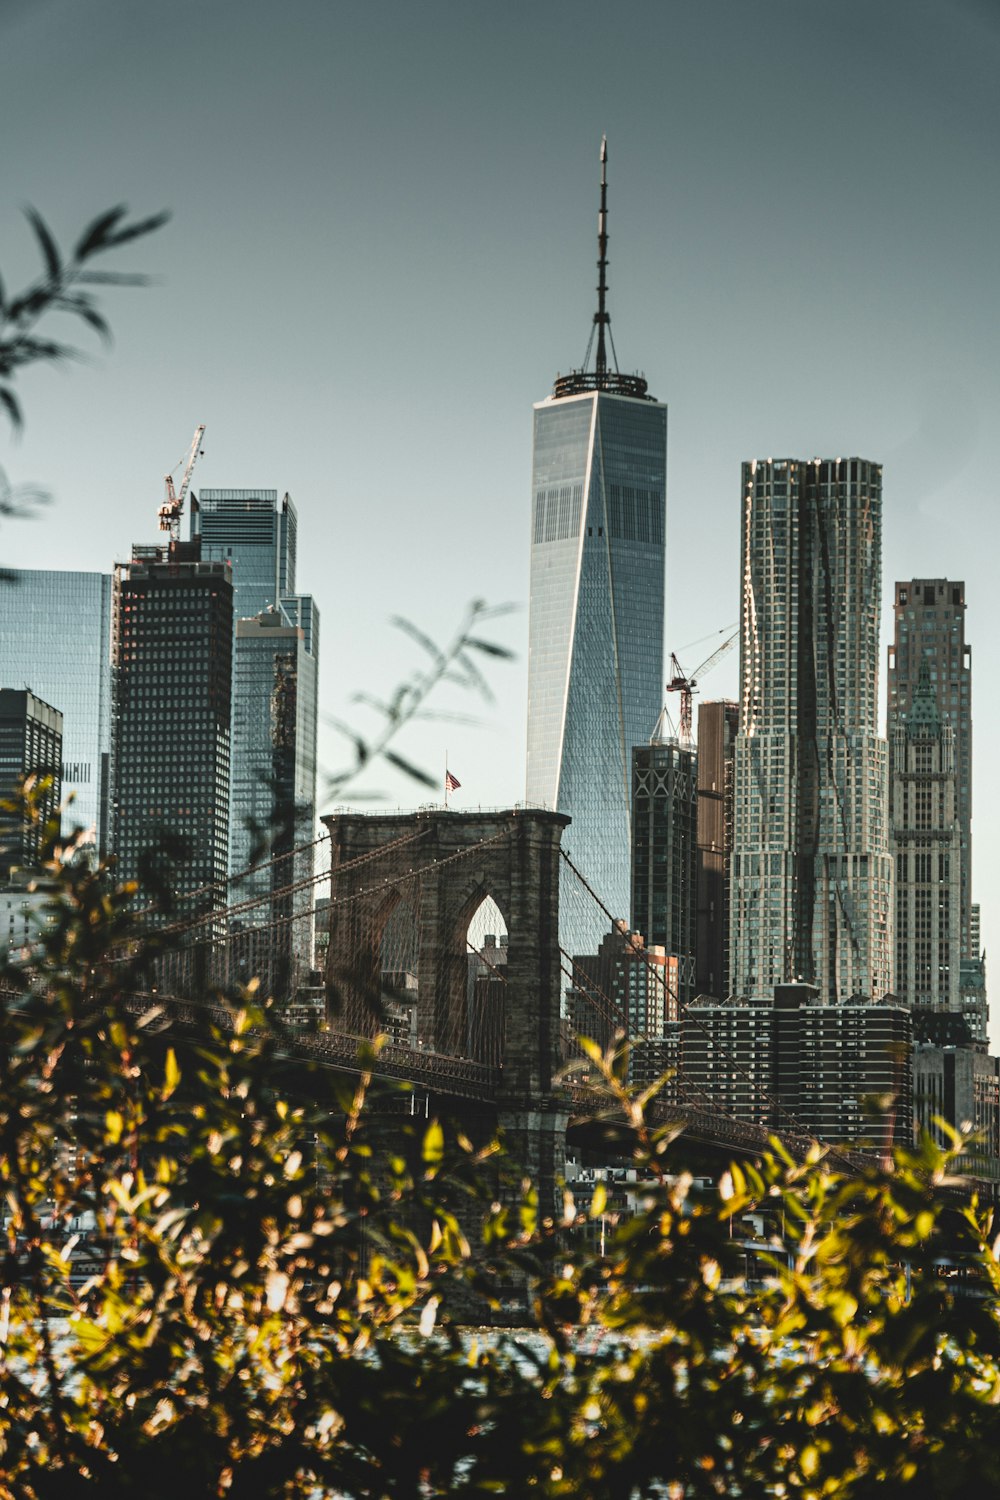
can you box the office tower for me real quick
[730,458,893,1004]
[682,985,912,1146]
[192,489,297,622]
[229,607,318,998]
[695,699,739,999]
[630,729,697,1008]
[525,140,666,950]
[890,662,962,1017]
[888,580,973,957]
[190,488,319,882]
[0,689,62,873]
[0,571,112,851]
[110,542,233,919]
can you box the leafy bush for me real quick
[1,816,999,1498]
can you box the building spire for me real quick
[594,134,610,379]
[551,137,654,402]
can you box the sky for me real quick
[2,0,999,1023]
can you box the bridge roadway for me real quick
[123,992,897,1173]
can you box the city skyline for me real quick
[3,1,998,1033]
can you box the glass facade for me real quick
[192,489,298,622]
[231,610,318,996]
[190,488,319,883]
[0,570,112,851]
[526,390,667,954]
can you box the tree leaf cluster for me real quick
[0,204,169,435]
[4,800,1000,1497]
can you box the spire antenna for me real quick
[595,134,609,378]
[551,137,654,401]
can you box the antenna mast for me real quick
[595,134,609,379]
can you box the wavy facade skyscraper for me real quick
[729,457,893,1004]
[525,140,667,949]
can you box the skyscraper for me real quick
[525,140,666,945]
[110,541,233,920]
[887,579,973,957]
[695,699,739,1000]
[230,607,318,997]
[0,571,112,851]
[192,489,298,622]
[630,728,697,1008]
[729,458,893,1004]
[190,487,319,882]
[890,661,963,1019]
[0,689,62,874]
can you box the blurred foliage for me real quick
[0,204,170,435]
[326,598,516,802]
[1,790,1000,1496]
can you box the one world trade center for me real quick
[526,139,667,953]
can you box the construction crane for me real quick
[158,424,206,542]
[666,626,738,749]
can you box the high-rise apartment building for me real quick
[630,731,697,1008]
[0,689,62,873]
[110,542,233,920]
[526,141,666,948]
[890,662,962,1017]
[695,699,739,999]
[730,458,893,1004]
[230,607,318,997]
[0,571,112,851]
[683,985,912,1147]
[887,579,973,957]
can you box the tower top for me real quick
[552,137,655,402]
[906,657,942,738]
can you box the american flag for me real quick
[445,770,461,793]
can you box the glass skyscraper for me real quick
[0,570,112,851]
[191,488,298,623]
[231,608,318,997]
[525,140,666,950]
[190,487,319,882]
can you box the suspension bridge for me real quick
[117,805,919,1204]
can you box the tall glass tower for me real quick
[0,571,112,852]
[526,139,666,947]
[190,488,319,882]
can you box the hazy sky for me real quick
[3,1,998,1021]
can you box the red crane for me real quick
[666,627,738,749]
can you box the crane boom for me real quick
[158,424,206,542]
[665,626,738,749]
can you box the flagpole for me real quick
[444,747,449,809]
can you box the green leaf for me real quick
[73,205,129,259]
[422,1120,444,1167]
[463,637,515,660]
[382,750,437,789]
[163,1047,180,1100]
[25,207,61,279]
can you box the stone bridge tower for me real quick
[321,807,571,1205]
